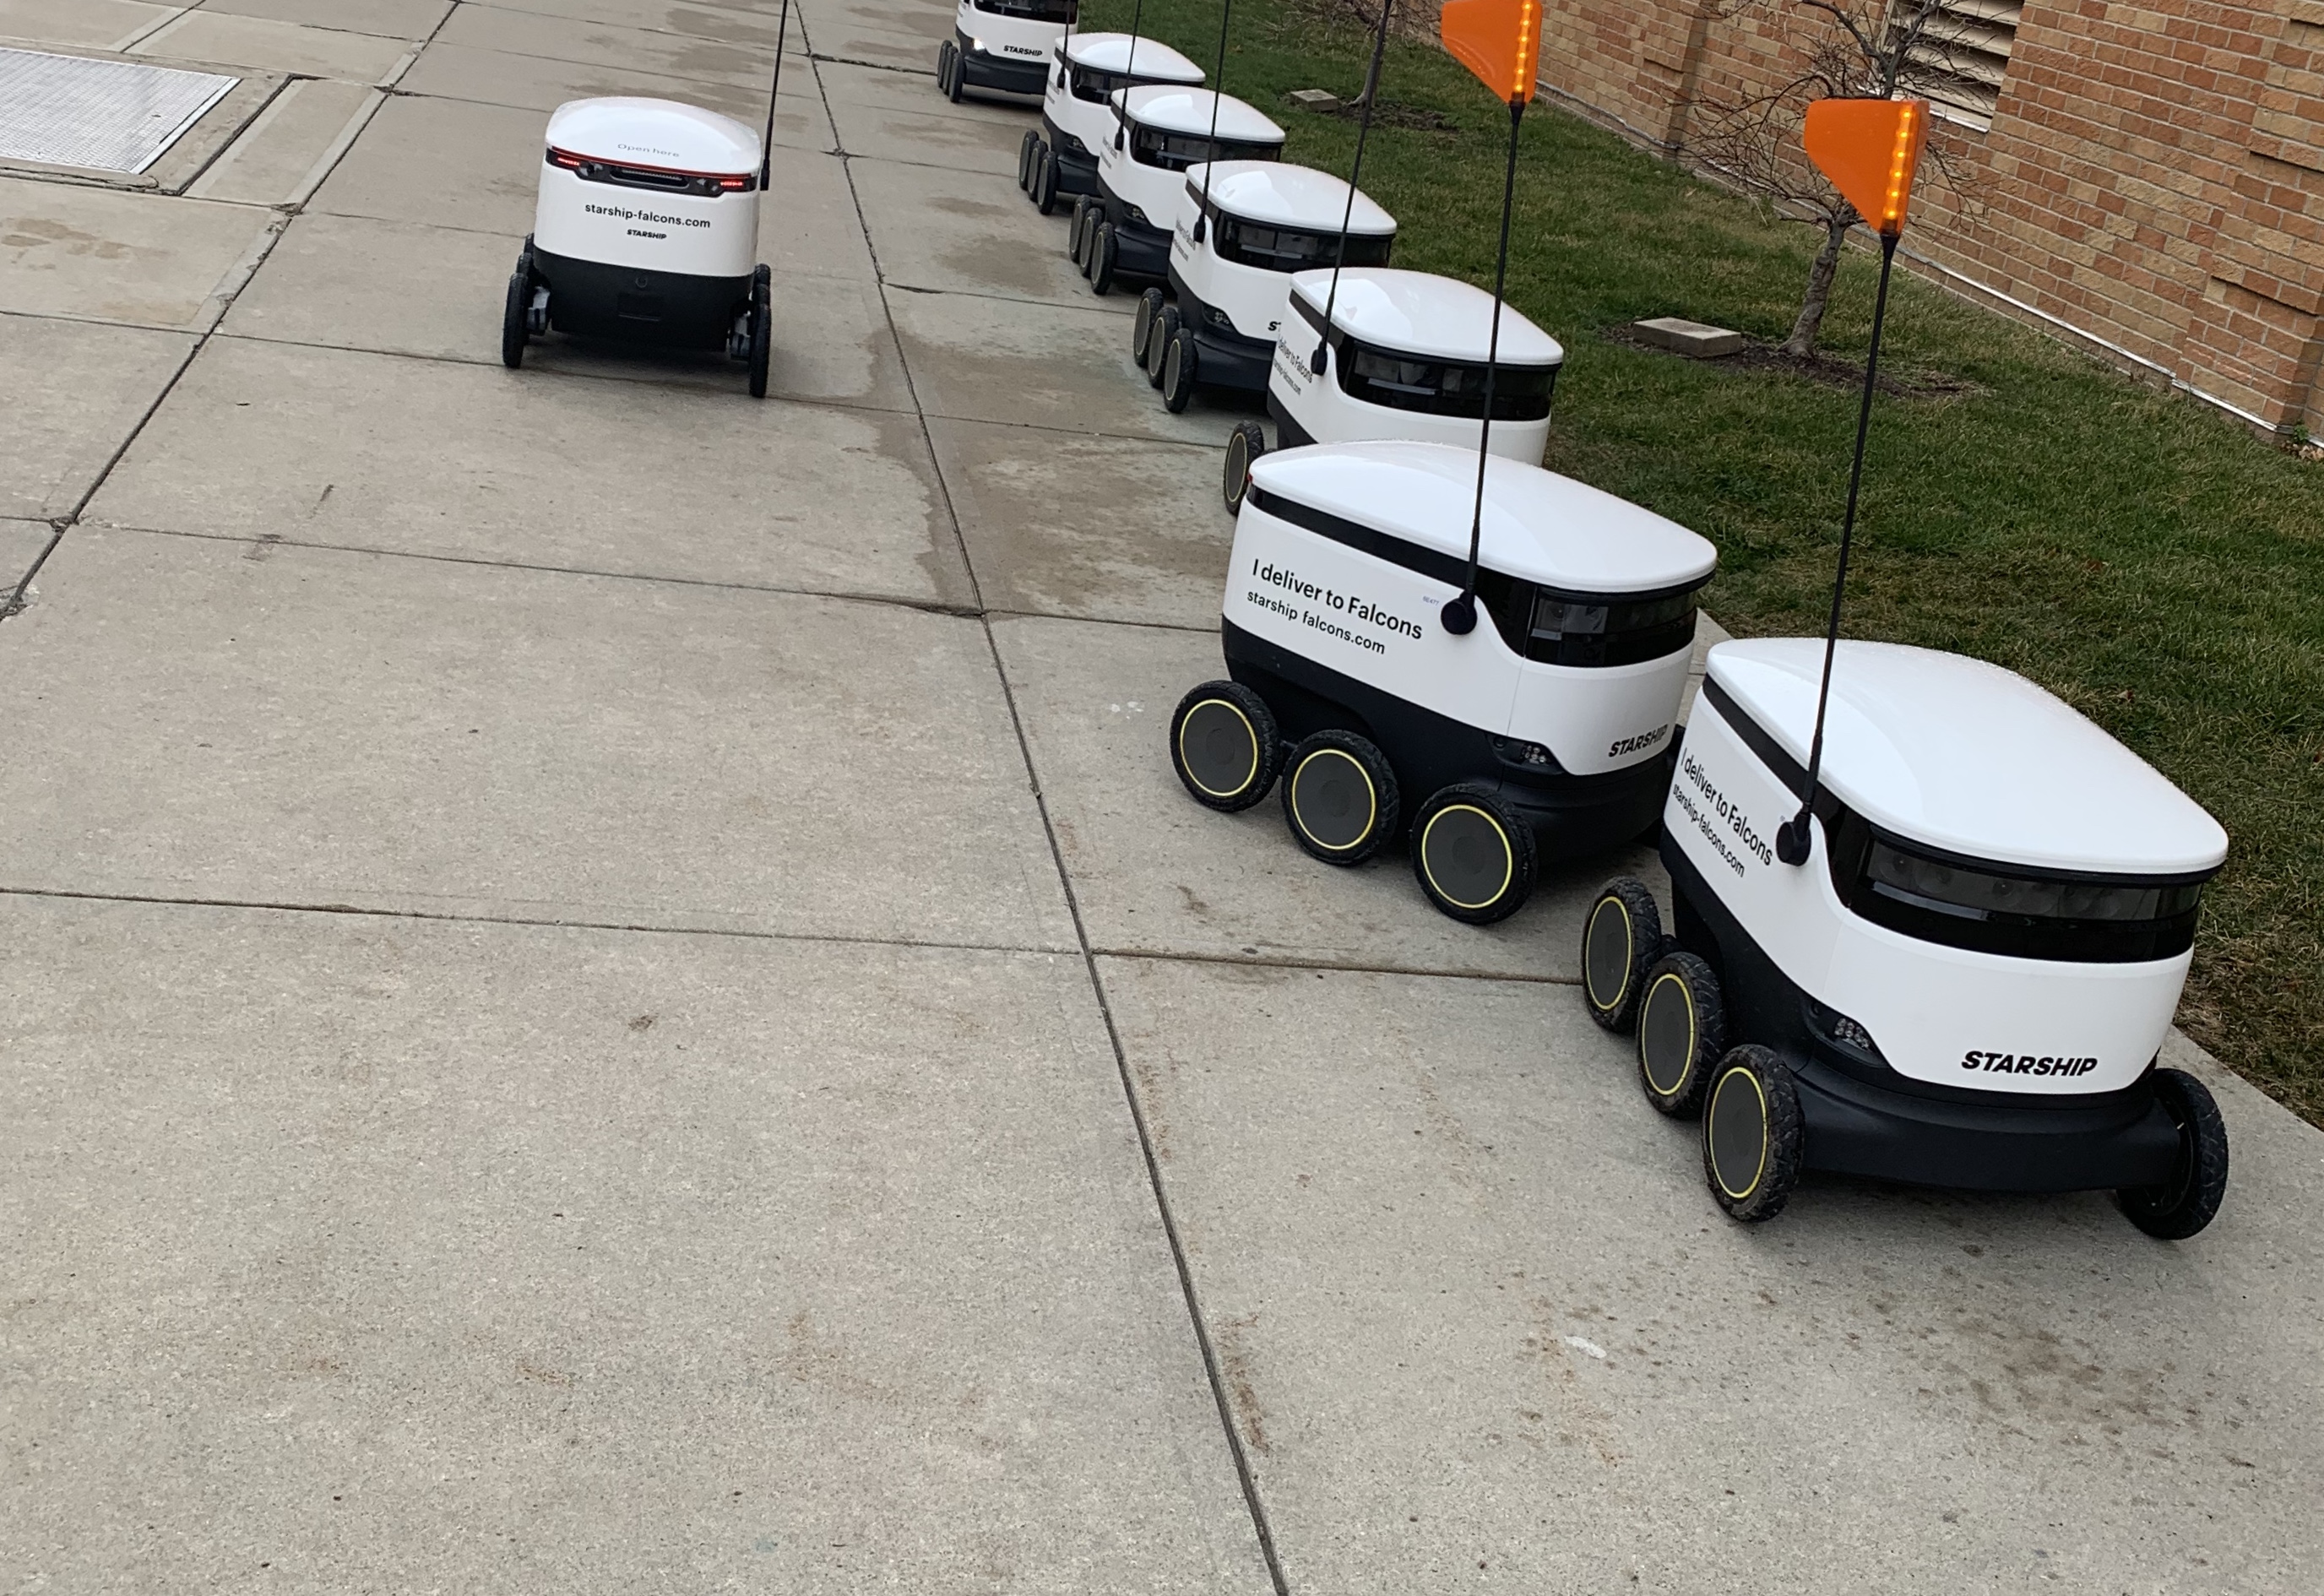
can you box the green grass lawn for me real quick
[1077,0,2324,1121]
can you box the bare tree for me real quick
[1684,0,1966,356]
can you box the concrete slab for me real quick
[88,337,965,601]
[888,290,1282,454]
[200,0,454,39]
[855,159,1105,307]
[815,54,1013,121]
[2,515,53,591]
[1101,954,2324,1595]
[929,417,1230,627]
[812,19,956,76]
[437,1,803,88]
[0,898,1273,1593]
[133,10,415,82]
[806,0,955,46]
[0,529,1067,946]
[833,92,1033,174]
[990,614,1648,978]
[0,312,193,520]
[305,91,545,234]
[226,211,913,411]
[0,0,171,52]
[0,176,274,329]
[184,78,380,206]
[311,96,874,281]
[464,0,812,49]
[397,40,833,149]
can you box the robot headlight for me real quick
[1865,844,2204,925]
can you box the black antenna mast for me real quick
[1439,90,1525,637]
[1112,0,1152,149]
[1192,0,1235,242]
[760,0,791,188]
[1774,227,1900,866]
[1311,0,1396,375]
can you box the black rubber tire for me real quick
[1410,783,1536,925]
[1133,287,1165,369]
[1068,196,1093,267]
[1088,221,1117,296]
[1223,420,1266,513]
[945,43,964,102]
[1032,145,1061,214]
[1702,1045,1805,1224]
[1169,680,1282,812]
[1146,305,1180,388]
[935,41,953,95]
[1159,323,1196,411]
[2115,1068,2230,1239]
[1282,730,1398,865]
[1636,950,1724,1117]
[1018,128,1040,191]
[1581,877,1664,1033]
[501,267,529,368]
[746,265,771,399]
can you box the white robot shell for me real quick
[950,0,1075,95]
[1094,87,1285,277]
[1167,161,1397,354]
[533,98,762,281]
[1221,442,1715,855]
[1043,32,1203,162]
[1666,639,2226,1101]
[1269,268,1565,461]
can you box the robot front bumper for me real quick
[1662,841,2187,1194]
[1167,274,1273,392]
[1222,616,1673,859]
[955,27,1049,95]
[530,247,752,350]
[1039,115,1100,193]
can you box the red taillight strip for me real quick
[546,147,753,189]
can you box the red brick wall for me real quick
[1529,0,2324,432]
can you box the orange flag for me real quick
[1440,0,1539,106]
[1803,97,1930,236]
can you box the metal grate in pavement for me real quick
[0,48,238,174]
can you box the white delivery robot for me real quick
[1580,640,2233,1234]
[1224,265,1563,511]
[1134,162,1395,416]
[1071,85,1283,296]
[502,97,771,395]
[1169,440,1718,924]
[937,0,1075,102]
[1022,31,1203,214]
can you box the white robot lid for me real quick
[1248,441,1715,596]
[1183,160,1395,233]
[1060,31,1204,81]
[545,97,761,176]
[1290,268,1562,365]
[1112,84,1284,144]
[1705,638,2229,877]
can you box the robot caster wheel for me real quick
[1018,128,1040,192]
[1411,784,1534,924]
[747,264,772,399]
[1283,730,1398,865]
[1170,681,1281,812]
[501,266,529,368]
[1637,951,1724,1117]
[1223,421,1266,513]
[1133,287,1165,369]
[1067,196,1094,268]
[2115,1069,2229,1239]
[1159,323,1196,411]
[1032,143,1062,213]
[1146,305,1180,388]
[1086,221,1118,295]
[1703,1045,1805,1223]
[937,40,964,101]
[1581,877,1664,1031]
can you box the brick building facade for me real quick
[1529,0,2324,434]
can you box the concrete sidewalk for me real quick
[3,2,2319,1592]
